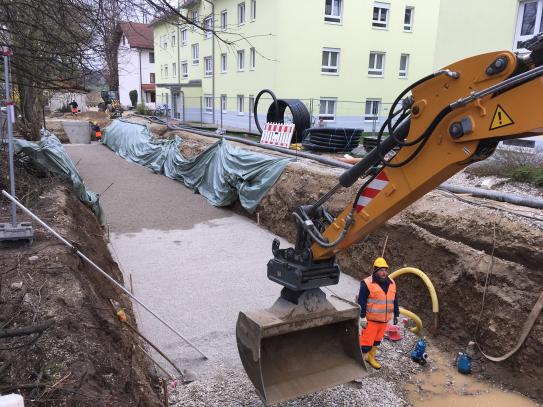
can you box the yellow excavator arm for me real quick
[237,36,543,405]
[313,49,543,259]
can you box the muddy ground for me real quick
[0,149,162,406]
[130,117,543,402]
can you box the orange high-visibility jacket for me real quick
[363,276,396,323]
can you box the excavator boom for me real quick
[237,35,543,405]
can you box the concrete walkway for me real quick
[65,143,360,378]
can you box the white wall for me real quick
[118,37,155,108]
[48,92,87,112]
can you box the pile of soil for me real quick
[0,150,161,406]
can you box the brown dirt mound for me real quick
[0,152,161,406]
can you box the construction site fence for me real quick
[155,96,396,136]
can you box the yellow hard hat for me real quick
[373,257,389,269]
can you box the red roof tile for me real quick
[119,22,154,50]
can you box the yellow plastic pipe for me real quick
[389,267,439,333]
[399,306,423,334]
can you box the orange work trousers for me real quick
[359,320,387,347]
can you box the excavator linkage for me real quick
[236,289,367,405]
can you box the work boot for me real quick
[364,346,381,369]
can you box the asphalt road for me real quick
[65,143,360,379]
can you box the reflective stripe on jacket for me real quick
[363,276,396,322]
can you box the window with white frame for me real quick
[324,0,342,23]
[238,2,246,25]
[515,0,543,50]
[321,48,340,74]
[368,52,385,76]
[249,95,255,116]
[221,10,227,30]
[399,54,409,78]
[181,61,188,78]
[160,34,168,49]
[372,2,390,29]
[319,98,336,121]
[365,99,381,121]
[204,17,213,39]
[164,65,169,78]
[204,95,213,113]
[172,32,176,47]
[204,56,213,76]
[237,50,245,71]
[221,53,227,73]
[251,0,256,20]
[149,52,155,63]
[191,10,199,24]
[192,44,199,64]
[404,7,414,31]
[221,94,227,113]
[237,95,244,115]
[172,62,177,77]
[181,29,188,45]
[250,47,256,70]
[160,65,164,78]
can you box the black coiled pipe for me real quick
[254,89,311,143]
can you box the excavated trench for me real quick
[151,124,543,402]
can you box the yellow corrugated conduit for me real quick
[389,267,439,334]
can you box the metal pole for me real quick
[3,47,16,226]
[200,96,203,124]
[220,97,223,129]
[1,189,209,360]
[248,98,251,133]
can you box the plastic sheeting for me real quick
[14,131,105,225]
[103,120,292,213]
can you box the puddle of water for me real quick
[411,392,539,407]
[405,346,538,407]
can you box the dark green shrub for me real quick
[129,90,138,107]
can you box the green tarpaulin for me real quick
[103,120,291,213]
[14,131,105,225]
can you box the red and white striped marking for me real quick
[260,122,295,148]
[355,171,389,212]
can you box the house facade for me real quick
[117,22,156,108]
[151,0,535,132]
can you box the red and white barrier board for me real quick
[260,122,295,148]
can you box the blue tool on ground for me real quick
[457,352,472,374]
[411,337,429,365]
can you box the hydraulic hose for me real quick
[389,267,439,333]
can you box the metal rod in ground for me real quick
[123,316,186,379]
[1,189,209,360]
[381,235,389,257]
[137,344,175,381]
[3,47,16,226]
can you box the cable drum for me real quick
[254,89,311,143]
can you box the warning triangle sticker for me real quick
[489,105,514,130]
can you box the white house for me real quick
[117,22,156,108]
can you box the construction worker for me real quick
[358,257,399,369]
[69,99,78,116]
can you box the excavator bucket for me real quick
[236,289,367,405]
